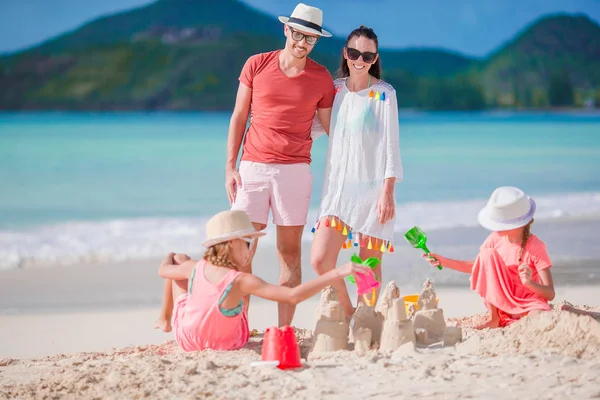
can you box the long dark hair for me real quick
[338,25,381,79]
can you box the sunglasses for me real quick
[346,47,378,64]
[240,237,256,249]
[290,28,319,45]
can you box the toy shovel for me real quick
[404,226,443,270]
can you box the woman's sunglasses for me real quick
[346,47,378,64]
[290,28,319,45]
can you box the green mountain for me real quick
[476,13,600,107]
[0,0,598,111]
[30,0,283,53]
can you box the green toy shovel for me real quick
[404,226,443,270]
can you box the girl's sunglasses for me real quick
[240,237,256,249]
[346,47,378,64]
[290,28,319,45]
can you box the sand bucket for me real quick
[404,294,440,315]
[355,269,380,307]
[261,326,302,370]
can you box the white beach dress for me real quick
[312,78,403,250]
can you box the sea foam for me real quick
[1,191,599,270]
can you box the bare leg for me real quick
[170,273,188,320]
[310,218,352,316]
[154,253,191,332]
[239,222,266,310]
[474,302,500,329]
[358,236,384,308]
[276,225,304,327]
[171,281,187,300]
[154,279,174,332]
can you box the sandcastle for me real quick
[376,282,416,352]
[375,281,401,319]
[309,279,462,357]
[310,286,350,354]
[413,279,462,347]
[351,302,384,351]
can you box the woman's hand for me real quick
[338,262,372,279]
[377,190,395,224]
[518,264,533,285]
[422,253,445,269]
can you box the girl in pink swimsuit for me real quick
[423,187,556,329]
[154,210,369,351]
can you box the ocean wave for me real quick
[1,191,599,270]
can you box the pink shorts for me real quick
[231,161,312,226]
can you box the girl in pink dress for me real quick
[423,186,556,329]
[154,210,369,351]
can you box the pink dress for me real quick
[171,260,249,351]
[470,233,552,326]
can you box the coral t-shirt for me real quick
[480,232,552,282]
[239,50,335,164]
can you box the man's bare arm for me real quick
[316,107,332,135]
[226,83,252,171]
[225,83,252,203]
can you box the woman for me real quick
[310,26,403,318]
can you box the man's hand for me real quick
[225,169,242,204]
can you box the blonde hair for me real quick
[518,219,534,263]
[203,242,239,271]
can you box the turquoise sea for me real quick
[1,111,600,269]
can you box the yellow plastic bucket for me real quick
[404,294,439,315]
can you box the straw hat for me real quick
[202,210,266,248]
[477,186,536,231]
[278,3,332,37]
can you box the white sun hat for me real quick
[202,210,266,248]
[278,3,332,37]
[477,186,537,231]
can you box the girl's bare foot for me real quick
[154,318,172,333]
[474,317,500,330]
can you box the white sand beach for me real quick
[0,288,598,399]
[1,217,600,399]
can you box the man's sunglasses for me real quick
[346,47,378,64]
[290,28,319,45]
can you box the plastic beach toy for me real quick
[261,326,302,370]
[404,226,443,270]
[346,253,381,306]
[355,269,380,307]
[403,294,440,315]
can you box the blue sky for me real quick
[1,0,599,56]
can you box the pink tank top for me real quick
[173,260,249,351]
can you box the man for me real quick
[225,3,335,327]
